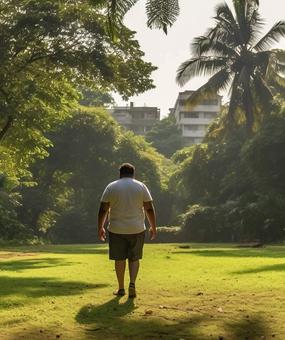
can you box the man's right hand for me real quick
[149,227,157,241]
[98,227,106,242]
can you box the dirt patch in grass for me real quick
[0,252,37,259]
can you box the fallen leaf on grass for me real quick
[217,307,223,313]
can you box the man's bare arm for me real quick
[98,202,110,241]
[143,201,157,240]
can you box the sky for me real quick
[114,0,285,118]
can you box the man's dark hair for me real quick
[119,163,135,177]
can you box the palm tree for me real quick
[176,0,285,131]
[105,0,180,35]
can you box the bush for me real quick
[181,205,227,242]
[154,226,182,243]
[180,195,285,243]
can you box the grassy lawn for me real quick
[0,243,284,339]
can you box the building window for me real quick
[204,112,217,119]
[132,112,144,119]
[145,112,155,119]
[182,112,200,118]
[184,125,199,131]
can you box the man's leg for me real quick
[128,259,140,285]
[115,260,126,290]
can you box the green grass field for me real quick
[0,243,284,339]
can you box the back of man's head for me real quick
[119,163,135,178]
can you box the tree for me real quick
[169,99,285,243]
[106,0,180,35]
[79,89,114,107]
[176,0,285,131]
[0,0,157,184]
[19,107,172,242]
[0,0,156,139]
[145,114,183,158]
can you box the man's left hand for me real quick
[98,227,106,242]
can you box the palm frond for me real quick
[191,34,239,58]
[270,49,285,75]
[255,51,271,77]
[215,2,237,26]
[214,2,241,45]
[106,0,138,37]
[232,0,249,44]
[269,72,285,96]
[176,56,227,86]
[247,9,264,44]
[146,0,180,34]
[183,68,232,109]
[254,21,285,51]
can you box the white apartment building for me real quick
[173,90,222,145]
[109,102,160,135]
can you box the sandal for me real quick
[113,288,125,296]
[128,283,136,298]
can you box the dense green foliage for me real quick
[171,102,285,242]
[0,0,158,242]
[17,107,171,243]
[145,114,184,158]
[0,0,156,182]
[1,0,285,244]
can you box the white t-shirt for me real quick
[100,178,153,234]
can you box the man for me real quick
[98,163,157,298]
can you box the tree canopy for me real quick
[0,0,157,184]
[145,114,184,158]
[176,0,285,131]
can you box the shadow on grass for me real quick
[76,298,208,339]
[0,275,108,309]
[6,314,273,340]
[76,298,273,339]
[0,257,72,272]
[0,244,109,255]
[224,315,273,340]
[233,262,285,274]
[76,296,136,324]
[76,299,273,340]
[173,248,285,259]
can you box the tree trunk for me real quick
[243,86,254,134]
[227,74,240,129]
[0,115,13,142]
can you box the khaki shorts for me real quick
[108,231,146,261]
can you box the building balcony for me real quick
[179,118,215,125]
[179,104,220,112]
